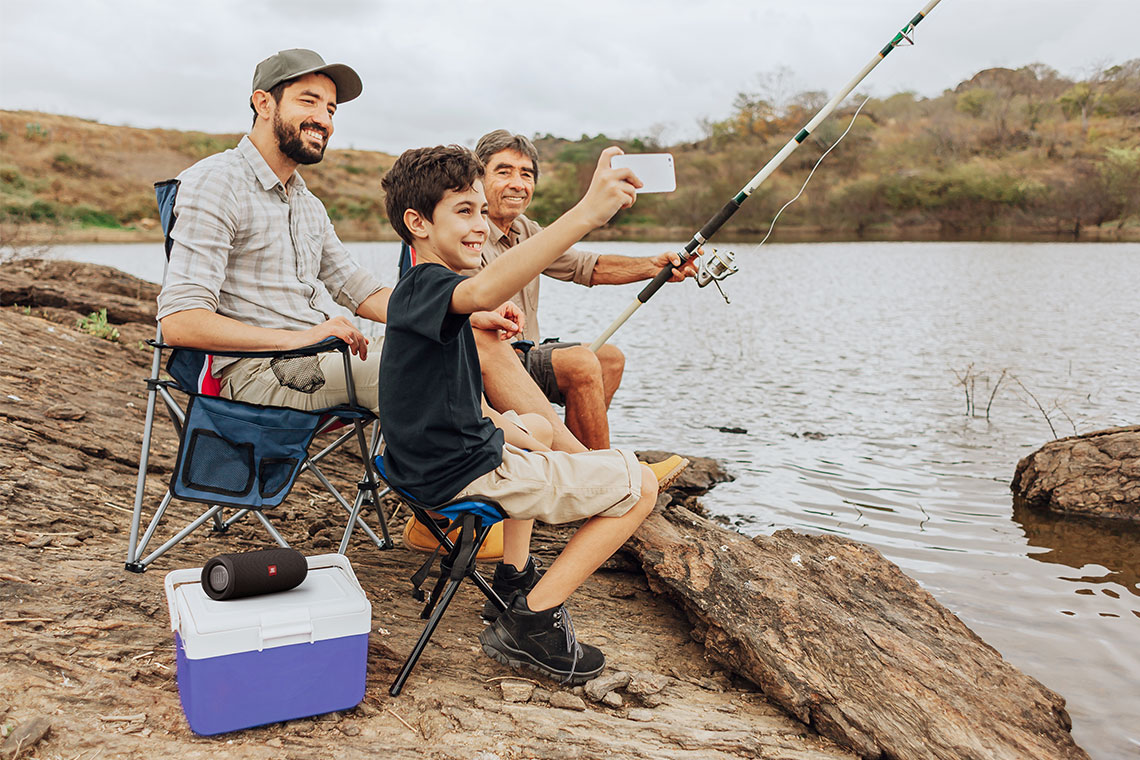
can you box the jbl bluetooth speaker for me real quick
[200,548,307,600]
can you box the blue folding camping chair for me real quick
[125,179,392,572]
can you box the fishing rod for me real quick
[589,0,944,352]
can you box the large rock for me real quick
[1011,426,1140,521]
[628,504,1088,760]
[0,258,160,325]
[636,450,734,495]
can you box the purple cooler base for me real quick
[174,631,368,735]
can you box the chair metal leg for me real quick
[310,461,392,552]
[129,504,225,572]
[353,419,392,546]
[254,511,290,548]
[127,394,160,566]
[337,488,377,555]
[221,509,252,531]
[132,489,174,563]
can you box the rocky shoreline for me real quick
[6,219,1139,249]
[1012,426,1140,522]
[0,259,1088,759]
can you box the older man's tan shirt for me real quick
[477,214,598,343]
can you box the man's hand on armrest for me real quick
[161,309,371,359]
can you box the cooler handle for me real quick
[259,608,314,649]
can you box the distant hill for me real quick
[0,110,397,246]
[525,62,1140,242]
[2,60,1138,247]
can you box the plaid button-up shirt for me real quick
[156,137,384,359]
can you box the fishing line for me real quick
[748,96,872,256]
[697,96,871,305]
[588,0,943,352]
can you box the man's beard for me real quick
[274,113,327,165]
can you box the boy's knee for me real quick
[636,464,659,512]
[520,412,553,448]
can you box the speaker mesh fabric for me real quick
[201,548,307,600]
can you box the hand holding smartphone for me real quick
[610,153,676,193]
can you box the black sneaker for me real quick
[481,556,541,622]
[479,593,605,685]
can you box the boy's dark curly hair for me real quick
[381,145,484,245]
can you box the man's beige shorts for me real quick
[218,339,382,413]
[455,443,644,525]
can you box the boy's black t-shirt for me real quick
[378,262,503,505]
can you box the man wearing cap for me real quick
[156,49,520,414]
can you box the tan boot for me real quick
[646,455,689,490]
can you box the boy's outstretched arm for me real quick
[450,147,640,315]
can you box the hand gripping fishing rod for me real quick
[589,0,944,352]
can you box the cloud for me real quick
[2,0,1137,153]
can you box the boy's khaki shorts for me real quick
[455,443,644,525]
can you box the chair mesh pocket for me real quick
[259,457,299,499]
[270,354,326,393]
[172,394,331,508]
[183,429,256,497]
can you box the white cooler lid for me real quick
[164,553,372,660]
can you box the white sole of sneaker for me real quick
[656,458,690,490]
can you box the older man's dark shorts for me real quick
[518,340,580,406]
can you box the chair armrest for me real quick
[149,336,350,359]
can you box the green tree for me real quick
[956,88,995,118]
[1059,83,1099,134]
[1099,146,1140,225]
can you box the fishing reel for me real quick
[693,247,739,304]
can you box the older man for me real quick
[473,130,695,450]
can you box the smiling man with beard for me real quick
[158,50,518,418]
[157,48,397,413]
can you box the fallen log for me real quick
[1012,426,1140,521]
[628,503,1088,760]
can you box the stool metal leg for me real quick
[390,575,465,697]
[389,521,495,696]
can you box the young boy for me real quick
[378,145,685,684]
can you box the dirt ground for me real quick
[0,263,856,760]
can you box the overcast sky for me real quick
[1,0,1136,154]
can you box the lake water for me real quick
[47,240,1140,758]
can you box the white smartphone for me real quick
[610,153,676,193]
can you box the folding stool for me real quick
[372,456,509,696]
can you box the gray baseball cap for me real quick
[251,48,362,104]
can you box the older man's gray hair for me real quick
[475,130,541,182]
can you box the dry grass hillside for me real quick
[3,60,1139,248]
[0,110,397,245]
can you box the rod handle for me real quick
[636,263,675,304]
[698,198,742,243]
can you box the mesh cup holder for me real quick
[183,429,255,497]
